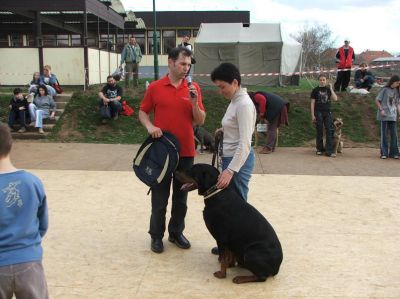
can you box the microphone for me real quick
[186,75,196,98]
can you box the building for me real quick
[0,0,249,86]
[356,50,393,65]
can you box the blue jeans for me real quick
[98,100,122,119]
[222,149,255,201]
[380,121,399,157]
[8,109,30,128]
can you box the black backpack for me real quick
[133,132,180,194]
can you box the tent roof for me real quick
[196,23,275,43]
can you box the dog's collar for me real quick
[203,185,223,200]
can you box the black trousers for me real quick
[334,70,351,92]
[315,110,334,154]
[149,157,194,239]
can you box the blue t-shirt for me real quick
[0,170,48,266]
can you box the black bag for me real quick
[100,105,111,119]
[133,132,180,193]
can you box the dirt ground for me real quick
[8,142,400,298]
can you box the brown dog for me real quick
[332,118,343,155]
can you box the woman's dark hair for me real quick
[38,84,49,96]
[385,75,400,88]
[210,63,241,86]
[247,91,255,101]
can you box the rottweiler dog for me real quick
[177,164,283,284]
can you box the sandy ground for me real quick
[8,143,400,298]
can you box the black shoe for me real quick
[168,234,191,249]
[211,246,219,255]
[151,238,164,253]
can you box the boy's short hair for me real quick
[211,62,242,86]
[318,74,327,80]
[0,123,13,158]
[13,88,23,95]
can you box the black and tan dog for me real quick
[177,164,283,284]
[332,117,344,155]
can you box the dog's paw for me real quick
[213,271,226,279]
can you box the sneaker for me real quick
[38,128,44,134]
[380,155,387,159]
[316,151,323,155]
[329,153,337,158]
[18,127,26,133]
[393,155,399,159]
[113,114,119,120]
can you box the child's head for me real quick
[33,72,40,81]
[38,85,49,96]
[386,75,400,89]
[13,87,23,100]
[0,123,13,159]
[318,74,327,87]
[43,65,52,76]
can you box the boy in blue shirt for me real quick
[0,123,49,299]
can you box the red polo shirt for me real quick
[140,75,205,157]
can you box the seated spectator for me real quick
[28,72,41,101]
[28,85,56,134]
[8,88,30,133]
[98,75,123,123]
[354,63,375,91]
[39,65,58,97]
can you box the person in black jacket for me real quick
[354,63,375,91]
[8,88,30,133]
[248,91,289,154]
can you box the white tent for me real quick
[193,23,302,86]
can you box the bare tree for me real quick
[292,23,336,71]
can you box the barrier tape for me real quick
[0,63,398,78]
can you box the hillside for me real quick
[0,82,388,147]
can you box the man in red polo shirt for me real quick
[139,47,206,253]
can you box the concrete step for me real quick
[55,102,68,109]
[54,93,73,102]
[55,109,64,116]
[11,131,49,140]
[11,124,54,132]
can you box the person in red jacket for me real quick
[334,39,355,92]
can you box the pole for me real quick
[153,0,159,80]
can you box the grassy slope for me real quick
[0,79,392,146]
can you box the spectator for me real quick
[0,123,49,299]
[209,62,256,255]
[310,74,338,157]
[177,35,195,74]
[248,91,289,154]
[8,88,30,133]
[375,75,400,159]
[28,72,41,100]
[119,36,142,89]
[28,85,56,134]
[39,65,57,97]
[334,38,355,92]
[138,47,205,254]
[98,75,123,123]
[354,63,375,91]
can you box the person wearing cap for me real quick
[334,39,355,92]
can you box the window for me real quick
[57,35,69,46]
[162,30,176,54]
[0,34,9,47]
[27,35,36,46]
[147,31,160,55]
[177,29,191,38]
[134,33,145,55]
[116,34,129,52]
[193,30,199,37]
[42,35,56,46]
[99,34,114,51]
[71,34,82,46]
[10,35,23,47]
[87,37,97,47]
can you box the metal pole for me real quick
[153,0,159,80]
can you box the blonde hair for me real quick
[44,65,52,71]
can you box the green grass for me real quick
[1,79,395,146]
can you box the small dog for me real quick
[177,164,283,284]
[332,118,344,154]
[193,125,215,153]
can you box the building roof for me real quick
[357,50,393,65]
[134,11,250,28]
